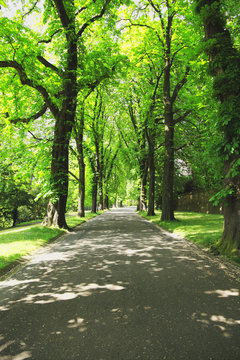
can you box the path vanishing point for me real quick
[0,207,240,359]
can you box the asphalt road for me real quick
[0,207,240,360]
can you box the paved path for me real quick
[0,207,240,360]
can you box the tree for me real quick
[84,86,121,211]
[0,0,127,228]
[71,102,86,217]
[141,0,193,220]
[121,0,201,219]
[195,0,240,255]
[119,17,166,213]
[0,164,33,227]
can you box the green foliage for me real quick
[0,164,32,226]
[195,0,240,209]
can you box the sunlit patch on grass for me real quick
[0,211,100,272]
[139,210,224,249]
[0,226,64,270]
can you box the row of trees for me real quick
[0,0,239,256]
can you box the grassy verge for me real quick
[0,211,100,275]
[66,211,102,228]
[139,210,224,249]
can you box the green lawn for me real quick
[139,210,224,249]
[0,212,100,274]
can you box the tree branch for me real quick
[77,0,111,38]
[75,6,87,16]
[124,21,165,48]
[117,126,130,149]
[22,0,39,20]
[28,130,53,142]
[128,103,137,133]
[53,0,71,29]
[174,141,192,152]
[37,55,62,77]
[106,148,119,182]
[147,0,165,31]
[154,141,164,151]
[152,72,163,101]
[170,46,186,67]
[69,170,79,182]
[174,110,191,125]
[171,66,190,105]
[38,29,61,44]
[0,60,59,119]
[84,144,96,173]
[10,104,48,124]
[79,64,116,93]
[154,117,164,125]
[69,144,78,159]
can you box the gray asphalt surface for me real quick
[0,207,240,360]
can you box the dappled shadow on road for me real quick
[0,208,240,359]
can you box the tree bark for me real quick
[44,113,74,228]
[147,139,155,216]
[44,117,75,229]
[78,160,85,217]
[161,121,175,220]
[98,172,104,211]
[12,208,18,227]
[91,173,98,213]
[104,193,109,209]
[103,149,118,210]
[75,106,85,217]
[139,157,148,212]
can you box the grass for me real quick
[66,211,102,228]
[140,210,240,264]
[0,211,100,274]
[138,210,224,249]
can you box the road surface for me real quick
[0,207,240,359]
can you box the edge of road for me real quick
[0,213,102,282]
[1,208,239,284]
[135,210,240,283]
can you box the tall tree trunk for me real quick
[43,14,78,228]
[161,120,175,221]
[12,208,18,227]
[161,42,175,220]
[98,175,104,211]
[78,160,85,217]
[147,139,155,216]
[104,193,109,209]
[44,115,73,228]
[76,106,85,217]
[139,158,148,212]
[137,197,140,211]
[196,0,240,254]
[91,174,98,213]
[103,149,118,210]
[161,8,176,221]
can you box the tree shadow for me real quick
[0,208,239,359]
